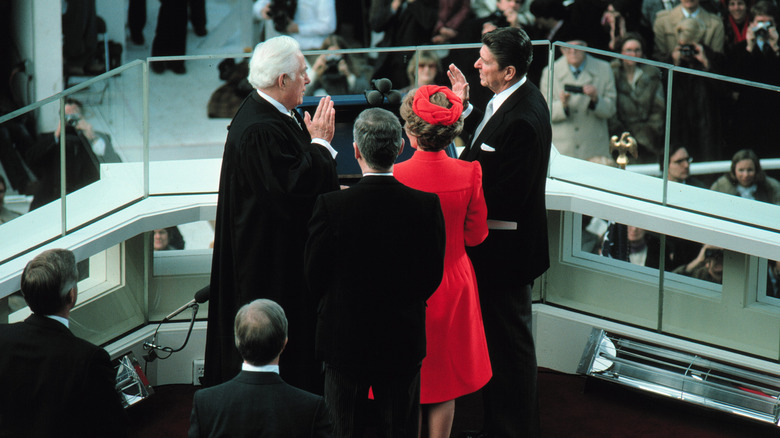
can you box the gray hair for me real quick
[247,36,302,89]
[21,249,79,315]
[353,108,403,171]
[234,299,288,366]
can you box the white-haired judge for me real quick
[204,35,339,393]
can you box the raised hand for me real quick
[447,63,470,107]
[304,96,335,143]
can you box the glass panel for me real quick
[64,66,146,232]
[0,100,65,261]
[544,42,619,162]
[766,259,780,300]
[147,56,240,165]
[6,244,143,346]
[149,220,213,322]
[0,112,34,226]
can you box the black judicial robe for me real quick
[204,92,339,391]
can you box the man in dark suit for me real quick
[449,26,553,437]
[190,299,332,437]
[0,249,128,438]
[205,35,339,392]
[304,108,446,438]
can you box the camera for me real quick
[679,44,698,57]
[322,55,343,80]
[268,0,297,33]
[753,21,773,40]
[486,10,510,28]
[65,113,81,128]
[564,84,584,94]
[704,248,724,260]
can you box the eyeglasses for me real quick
[672,157,694,165]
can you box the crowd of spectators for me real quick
[243,0,780,168]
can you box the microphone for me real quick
[162,285,210,321]
[386,90,403,105]
[365,89,384,106]
[372,78,392,94]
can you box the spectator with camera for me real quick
[666,17,727,162]
[25,98,119,210]
[306,35,371,96]
[540,39,617,160]
[470,0,535,28]
[254,0,337,50]
[653,0,724,62]
[673,244,725,284]
[723,1,780,159]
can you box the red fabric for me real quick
[394,150,491,403]
[727,15,749,43]
[412,85,463,126]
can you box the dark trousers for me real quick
[152,0,188,60]
[128,0,146,35]
[62,0,97,67]
[479,282,540,438]
[324,364,421,438]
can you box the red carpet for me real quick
[128,369,780,437]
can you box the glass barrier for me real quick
[3,40,780,351]
[147,55,234,164]
[547,40,780,232]
[0,62,147,263]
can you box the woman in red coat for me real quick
[395,85,491,438]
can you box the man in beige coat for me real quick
[541,40,616,160]
[652,0,724,61]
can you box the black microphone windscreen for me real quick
[386,90,403,105]
[374,78,392,94]
[194,285,210,303]
[365,90,384,106]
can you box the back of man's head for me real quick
[482,27,533,77]
[248,35,302,90]
[353,108,403,171]
[21,249,78,316]
[234,299,288,366]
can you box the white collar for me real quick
[242,363,280,374]
[257,90,290,115]
[682,7,700,18]
[492,75,526,113]
[45,314,69,328]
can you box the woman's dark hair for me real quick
[727,148,767,185]
[400,88,463,151]
[614,32,646,55]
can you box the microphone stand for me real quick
[142,303,200,362]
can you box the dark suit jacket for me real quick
[205,91,339,390]
[461,80,553,286]
[0,314,127,438]
[189,371,331,437]
[305,176,446,374]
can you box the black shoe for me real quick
[194,25,208,37]
[150,61,166,74]
[130,30,145,45]
[168,62,186,74]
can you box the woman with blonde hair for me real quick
[394,85,491,437]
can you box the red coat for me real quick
[395,149,491,403]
